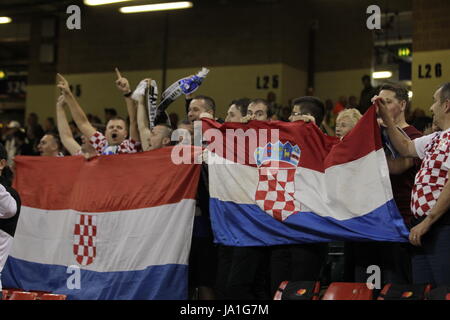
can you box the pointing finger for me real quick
[56,73,66,83]
[115,67,122,80]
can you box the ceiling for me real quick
[0,0,412,71]
[0,0,77,17]
[0,0,280,17]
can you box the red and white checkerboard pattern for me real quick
[90,131,142,155]
[255,165,300,221]
[73,214,97,266]
[411,132,450,218]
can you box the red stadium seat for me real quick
[273,281,288,300]
[322,282,373,300]
[427,286,450,300]
[1,289,9,300]
[40,293,67,300]
[9,291,39,300]
[33,290,51,299]
[274,281,321,300]
[377,284,432,300]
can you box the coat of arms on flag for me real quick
[254,141,301,222]
[3,147,201,299]
[202,107,410,246]
[73,214,97,266]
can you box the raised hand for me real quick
[240,115,252,123]
[290,114,316,124]
[115,67,131,94]
[56,94,67,108]
[56,73,71,95]
[132,78,152,102]
[373,96,393,127]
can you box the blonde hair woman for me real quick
[335,108,362,139]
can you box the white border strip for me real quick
[11,199,195,272]
[209,149,393,220]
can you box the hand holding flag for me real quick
[373,96,395,127]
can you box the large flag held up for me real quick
[202,106,410,246]
[2,147,200,300]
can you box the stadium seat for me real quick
[32,290,51,299]
[9,291,39,300]
[40,293,67,300]
[1,289,9,300]
[321,282,373,300]
[427,286,450,300]
[377,284,432,300]
[274,281,321,300]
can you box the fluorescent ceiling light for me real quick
[0,17,12,24]
[84,0,133,6]
[120,1,193,13]
[373,71,393,79]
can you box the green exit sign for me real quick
[398,48,411,57]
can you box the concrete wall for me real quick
[27,0,311,120]
[27,63,300,122]
[24,0,417,121]
[412,0,450,114]
[315,68,372,103]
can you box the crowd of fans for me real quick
[0,84,433,164]
[0,69,449,300]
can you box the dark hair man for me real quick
[188,95,216,123]
[37,133,63,157]
[225,98,251,123]
[246,98,272,121]
[352,83,422,285]
[273,95,329,297]
[289,96,325,125]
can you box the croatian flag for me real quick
[202,106,409,246]
[2,147,200,299]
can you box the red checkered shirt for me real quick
[89,131,142,155]
[411,129,450,218]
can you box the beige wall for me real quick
[28,66,385,123]
[281,65,307,105]
[315,68,372,103]
[412,49,450,115]
[26,71,162,122]
[27,64,304,122]
[166,64,284,120]
[26,85,59,122]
